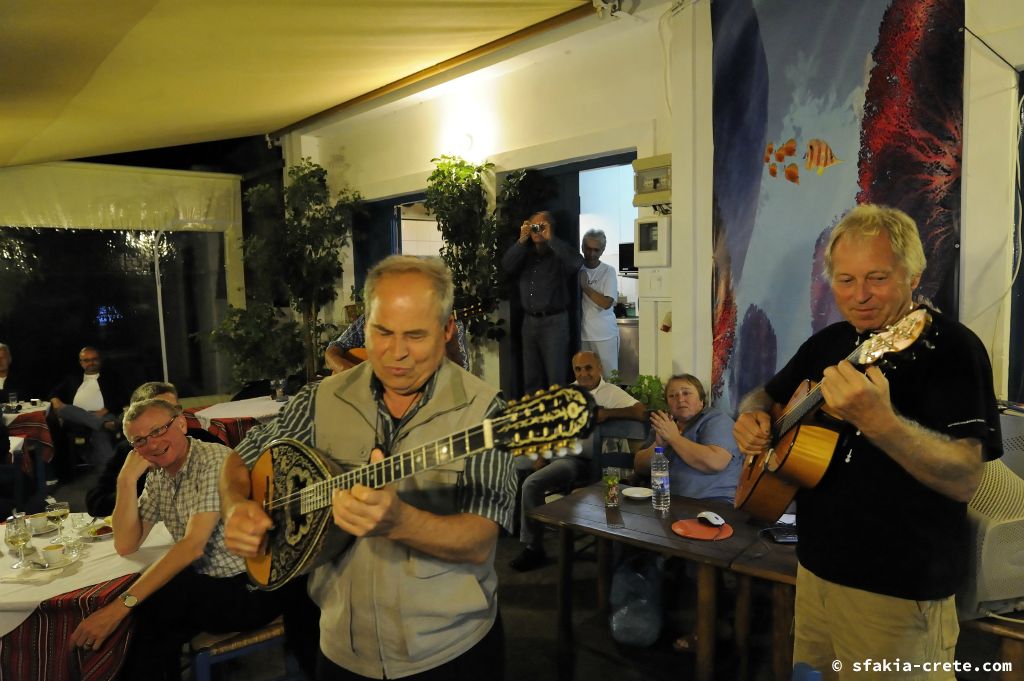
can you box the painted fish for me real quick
[784,163,799,184]
[804,139,841,175]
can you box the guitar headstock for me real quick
[854,308,933,365]
[494,385,596,460]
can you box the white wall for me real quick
[287,0,1018,394]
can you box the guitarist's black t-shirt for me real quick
[764,308,1002,601]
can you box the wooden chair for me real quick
[189,617,304,681]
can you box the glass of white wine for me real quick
[5,514,30,569]
[46,501,70,545]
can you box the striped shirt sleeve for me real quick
[235,382,318,466]
[457,394,517,533]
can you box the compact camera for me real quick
[529,223,542,233]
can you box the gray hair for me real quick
[130,381,178,404]
[363,255,454,327]
[824,204,926,282]
[582,229,607,250]
[122,398,182,435]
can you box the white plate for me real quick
[79,523,114,541]
[29,556,80,571]
[30,522,59,536]
[621,486,653,500]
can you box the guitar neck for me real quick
[302,422,495,513]
[773,343,863,437]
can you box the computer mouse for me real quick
[697,511,726,527]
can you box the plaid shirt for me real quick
[138,437,245,578]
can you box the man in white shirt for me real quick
[511,351,645,571]
[48,346,126,467]
[579,229,620,380]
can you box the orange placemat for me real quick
[671,519,734,541]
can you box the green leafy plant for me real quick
[626,374,668,412]
[212,158,362,384]
[210,302,304,385]
[424,155,504,342]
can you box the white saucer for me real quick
[621,486,653,500]
[30,522,58,536]
[29,556,79,571]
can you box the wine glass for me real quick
[46,501,70,545]
[5,514,30,569]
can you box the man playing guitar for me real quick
[733,205,1001,678]
[221,255,516,680]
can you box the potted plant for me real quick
[212,158,362,384]
[424,155,504,343]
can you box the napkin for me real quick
[0,569,57,585]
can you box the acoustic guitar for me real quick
[734,308,933,522]
[246,384,595,590]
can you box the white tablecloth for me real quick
[192,395,284,429]
[0,518,174,636]
[2,402,49,427]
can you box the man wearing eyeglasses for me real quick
[69,398,285,681]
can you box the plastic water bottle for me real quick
[651,446,670,512]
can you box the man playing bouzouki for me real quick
[221,255,516,681]
[733,205,1002,679]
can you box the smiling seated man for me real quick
[511,350,645,572]
[70,398,285,681]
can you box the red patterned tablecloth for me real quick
[183,408,263,448]
[0,574,135,681]
[5,410,54,480]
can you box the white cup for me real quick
[27,513,49,533]
[41,543,67,567]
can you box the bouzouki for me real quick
[246,384,595,590]
[734,308,933,522]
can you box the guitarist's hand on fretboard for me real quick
[330,448,402,539]
[819,361,893,435]
[733,411,772,458]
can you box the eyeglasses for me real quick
[129,416,178,449]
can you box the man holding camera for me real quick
[501,211,583,395]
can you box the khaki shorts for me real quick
[793,563,959,680]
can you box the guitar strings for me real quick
[263,407,578,511]
[773,341,861,432]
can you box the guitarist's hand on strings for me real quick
[734,411,772,457]
[819,361,893,436]
[331,448,404,538]
[223,501,273,558]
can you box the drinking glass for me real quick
[46,501,70,545]
[5,514,30,569]
[7,391,17,406]
[603,467,621,508]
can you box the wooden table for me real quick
[529,484,772,681]
[730,531,797,681]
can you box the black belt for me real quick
[526,309,565,318]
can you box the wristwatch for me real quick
[121,593,139,609]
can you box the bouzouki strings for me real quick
[263,410,540,511]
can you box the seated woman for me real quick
[630,374,742,653]
[634,374,741,504]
